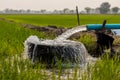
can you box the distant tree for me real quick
[69,10,75,14]
[99,2,111,14]
[14,10,19,13]
[63,8,69,14]
[40,9,46,14]
[95,7,100,14]
[4,8,9,13]
[111,7,119,14]
[19,9,25,13]
[53,9,59,14]
[84,7,91,14]
[8,9,14,13]
[27,9,31,13]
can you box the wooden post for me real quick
[102,20,107,30]
[76,6,80,26]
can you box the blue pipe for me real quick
[87,24,120,30]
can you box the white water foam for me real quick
[24,26,97,67]
[55,26,87,41]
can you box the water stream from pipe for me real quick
[24,26,96,67]
[55,26,87,41]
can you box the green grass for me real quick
[78,33,96,53]
[0,19,56,80]
[0,20,52,58]
[0,14,120,28]
[82,54,120,80]
[0,14,120,80]
[0,14,77,28]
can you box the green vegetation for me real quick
[0,14,120,80]
[0,20,50,58]
[0,14,120,28]
[78,34,96,52]
[83,54,120,80]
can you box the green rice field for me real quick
[0,14,120,80]
[1,14,120,28]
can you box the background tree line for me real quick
[85,2,120,14]
[0,2,119,14]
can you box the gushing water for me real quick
[55,26,87,41]
[24,26,96,67]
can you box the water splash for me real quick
[55,26,87,41]
[24,26,96,67]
